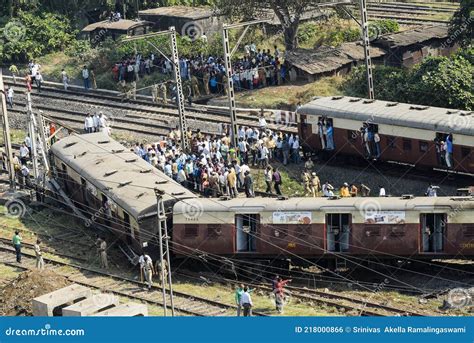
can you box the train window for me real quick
[364,225,381,237]
[462,225,474,237]
[326,214,350,252]
[403,139,412,151]
[184,225,198,238]
[295,226,311,238]
[207,226,222,239]
[419,141,429,153]
[389,226,405,237]
[386,136,397,149]
[347,130,358,142]
[462,148,471,158]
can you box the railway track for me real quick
[4,78,296,138]
[177,271,424,316]
[0,244,267,317]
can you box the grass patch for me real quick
[232,76,344,109]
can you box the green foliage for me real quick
[448,0,473,47]
[343,49,474,111]
[297,22,319,45]
[0,10,77,62]
[370,19,399,36]
[297,20,361,48]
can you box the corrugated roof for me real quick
[82,19,152,32]
[50,132,198,219]
[285,43,385,75]
[298,96,473,136]
[139,6,214,19]
[373,25,449,48]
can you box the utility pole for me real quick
[154,188,175,317]
[222,19,268,148]
[121,28,189,153]
[26,93,39,181]
[0,69,15,189]
[358,0,375,99]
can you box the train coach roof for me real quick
[298,96,473,136]
[50,133,197,219]
[173,196,474,213]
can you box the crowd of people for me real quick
[111,44,295,100]
[127,121,310,198]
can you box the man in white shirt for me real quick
[19,143,29,165]
[82,66,90,90]
[99,112,108,130]
[379,186,386,197]
[84,113,94,133]
[93,113,100,132]
[259,114,267,130]
[61,69,69,90]
[6,87,14,108]
[322,182,334,197]
[139,252,154,290]
[35,72,43,93]
[240,286,253,316]
[292,137,300,164]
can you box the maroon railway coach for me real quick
[173,197,474,264]
[297,96,474,174]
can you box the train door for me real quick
[235,214,258,252]
[326,214,351,252]
[421,214,446,253]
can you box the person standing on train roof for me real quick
[379,186,386,197]
[340,183,350,197]
[426,185,438,197]
[273,167,282,195]
[311,172,321,197]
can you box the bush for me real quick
[0,10,77,62]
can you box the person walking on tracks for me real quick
[12,231,22,263]
[34,239,44,270]
[240,286,253,316]
[155,258,168,287]
[96,237,109,270]
[139,252,154,290]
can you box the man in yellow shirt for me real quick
[340,182,351,197]
[227,168,238,198]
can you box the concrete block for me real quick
[94,303,148,317]
[62,293,119,316]
[32,284,92,317]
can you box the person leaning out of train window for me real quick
[326,123,334,150]
[445,134,453,169]
[374,133,381,159]
[350,184,358,197]
[340,183,351,197]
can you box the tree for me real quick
[343,50,473,111]
[448,0,473,48]
[216,0,328,50]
